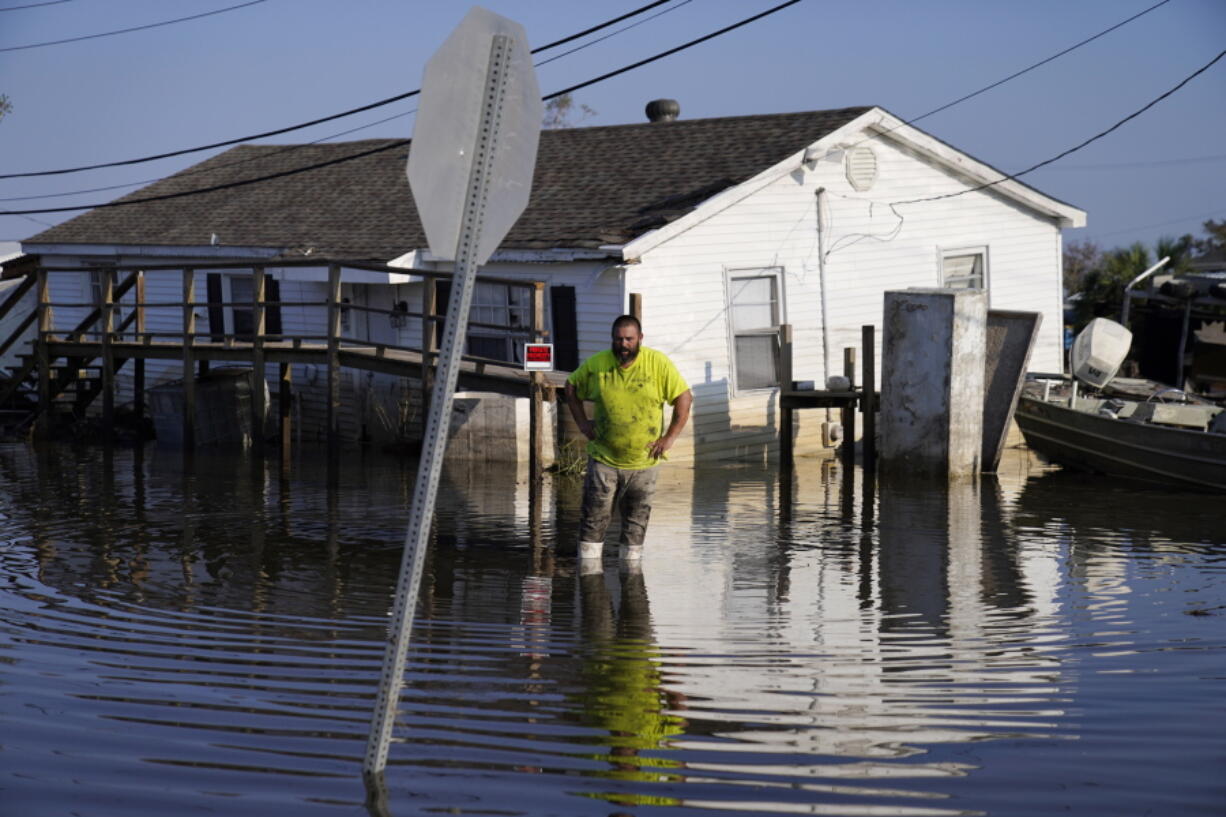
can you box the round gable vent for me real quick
[845,146,878,191]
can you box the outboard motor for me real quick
[1071,318,1132,389]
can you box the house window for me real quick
[727,269,782,391]
[467,282,532,363]
[230,275,254,339]
[88,266,124,335]
[941,248,987,289]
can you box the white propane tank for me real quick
[1071,317,1132,388]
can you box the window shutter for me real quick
[549,285,579,371]
[206,273,225,341]
[266,278,282,337]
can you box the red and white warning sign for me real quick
[523,343,554,371]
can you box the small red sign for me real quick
[523,343,554,371]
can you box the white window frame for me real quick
[725,266,785,395]
[85,263,125,337]
[466,281,532,364]
[939,246,989,290]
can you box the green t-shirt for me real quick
[568,346,689,470]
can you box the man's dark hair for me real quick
[611,314,642,335]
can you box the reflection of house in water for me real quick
[641,460,1070,764]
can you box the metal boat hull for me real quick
[1015,395,1226,492]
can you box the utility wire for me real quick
[1030,152,1226,171]
[1,0,692,202]
[0,1,266,52]
[2,0,806,215]
[1087,207,1224,241]
[534,0,693,68]
[838,0,1173,157]
[0,108,418,202]
[0,0,72,11]
[0,0,681,179]
[891,48,1226,208]
[545,0,801,101]
[902,0,1170,131]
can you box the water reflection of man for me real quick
[576,566,686,803]
[565,315,692,565]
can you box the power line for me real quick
[1086,207,1224,241]
[891,48,1226,208]
[534,0,694,68]
[902,0,1171,130]
[0,1,266,52]
[2,0,807,216]
[1030,153,1226,171]
[0,108,418,202]
[0,0,682,180]
[0,0,72,11]
[1,1,693,202]
[545,0,801,101]
[841,0,1173,156]
[532,0,674,52]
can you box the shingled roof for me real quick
[29,107,874,260]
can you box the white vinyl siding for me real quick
[626,127,1067,462]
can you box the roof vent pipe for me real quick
[646,99,680,123]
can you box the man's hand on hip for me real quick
[647,436,674,459]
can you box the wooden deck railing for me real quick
[0,259,553,456]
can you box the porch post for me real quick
[100,268,115,440]
[134,271,146,434]
[861,324,876,468]
[279,362,293,468]
[182,268,196,450]
[35,269,52,438]
[251,267,267,457]
[779,323,793,469]
[841,346,856,466]
[326,264,342,455]
[421,275,438,432]
[529,281,545,484]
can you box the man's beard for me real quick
[614,345,639,363]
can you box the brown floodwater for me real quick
[0,442,1223,816]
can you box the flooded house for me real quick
[9,102,1085,462]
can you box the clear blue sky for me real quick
[1,0,1223,255]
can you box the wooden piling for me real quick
[181,269,196,449]
[326,264,341,455]
[861,324,876,467]
[35,269,52,438]
[421,276,438,422]
[279,363,293,467]
[780,323,794,469]
[100,268,115,439]
[530,282,546,485]
[251,267,267,457]
[134,272,146,433]
[841,346,856,466]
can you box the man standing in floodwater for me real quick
[564,315,693,564]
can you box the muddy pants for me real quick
[578,458,659,548]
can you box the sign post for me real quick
[364,7,542,777]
